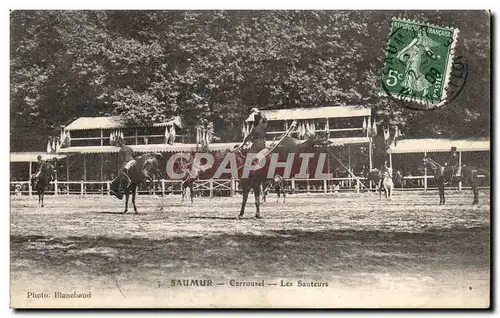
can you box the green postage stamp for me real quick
[381,18,459,108]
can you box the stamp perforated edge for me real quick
[379,17,460,108]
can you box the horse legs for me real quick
[123,190,129,213]
[282,186,286,203]
[276,187,280,203]
[190,183,194,204]
[253,183,261,219]
[38,190,43,207]
[438,181,445,205]
[131,185,138,214]
[472,183,479,205]
[238,182,251,219]
[181,184,185,202]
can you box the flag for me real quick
[373,121,377,136]
[384,127,389,140]
[170,125,176,144]
[366,119,372,133]
[165,126,170,144]
[46,138,52,153]
[299,122,306,138]
[363,118,367,131]
[51,138,57,152]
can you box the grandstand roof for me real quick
[245,106,371,122]
[388,138,490,154]
[64,116,182,131]
[10,152,67,163]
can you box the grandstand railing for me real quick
[10,174,489,197]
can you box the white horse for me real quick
[380,168,394,200]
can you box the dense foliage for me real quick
[10,10,490,151]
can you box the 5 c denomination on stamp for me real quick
[381,18,460,109]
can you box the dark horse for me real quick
[262,174,286,203]
[237,132,330,219]
[30,162,55,207]
[457,165,490,205]
[422,157,456,205]
[110,153,160,213]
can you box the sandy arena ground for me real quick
[10,190,490,308]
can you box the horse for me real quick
[393,170,404,189]
[237,132,330,219]
[422,157,455,205]
[364,168,383,196]
[110,153,160,214]
[181,174,196,204]
[456,165,490,205]
[30,162,55,207]
[177,157,198,204]
[262,174,286,203]
[381,170,394,199]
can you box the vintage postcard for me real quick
[10,10,491,308]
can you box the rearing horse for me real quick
[236,131,330,219]
[111,153,160,214]
[30,162,55,207]
[422,157,454,205]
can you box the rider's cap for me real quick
[37,155,42,160]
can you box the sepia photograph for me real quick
[9,9,491,308]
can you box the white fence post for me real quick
[230,178,235,197]
[80,180,84,196]
[54,179,58,195]
[107,181,111,195]
[291,178,296,193]
[161,179,165,196]
[209,178,214,198]
[323,179,327,194]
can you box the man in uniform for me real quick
[238,108,268,153]
[30,155,45,183]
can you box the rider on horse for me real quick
[238,108,268,153]
[381,160,392,178]
[117,138,137,190]
[30,155,45,183]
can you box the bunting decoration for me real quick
[298,122,306,138]
[309,121,316,135]
[366,119,372,133]
[372,121,377,136]
[362,118,367,131]
[51,138,57,152]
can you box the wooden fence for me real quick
[10,174,489,197]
